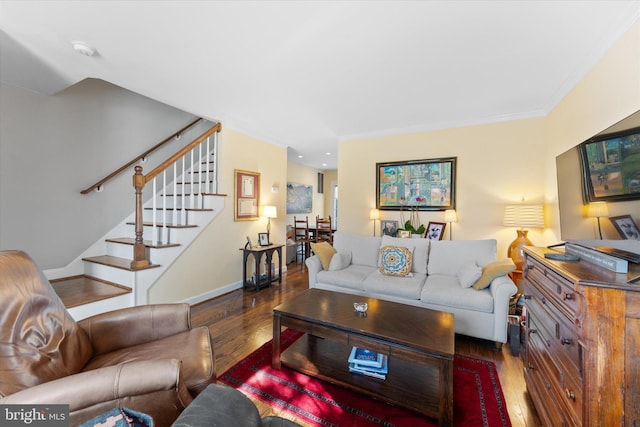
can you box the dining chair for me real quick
[293,216,312,265]
[315,215,334,244]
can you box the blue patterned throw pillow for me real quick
[379,245,413,277]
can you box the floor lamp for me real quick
[587,202,608,239]
[444,209,457,240]
[503,203,544,271]
[369,209,380,236]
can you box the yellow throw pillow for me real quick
[311,242,336,270]
[473,259,516,290]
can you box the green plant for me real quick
[402,220,425,236]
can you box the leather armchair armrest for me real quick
[0,359,193,411]
[78,304,192,355]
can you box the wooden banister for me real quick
[143,122,221,185]
[80,117,203,194]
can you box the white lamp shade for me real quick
[369,209,380,220]
[587,202,608,218]
[444,209,458,223]
[503,204,544,228]
[263,206,277,218]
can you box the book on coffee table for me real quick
[348,346,384,367]
[349,354,389,380]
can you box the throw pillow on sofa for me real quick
[311,242,336,270]
[457,262,483,288]
[329,252,352,271]
[473,259,516,290]
[379,245,413,277]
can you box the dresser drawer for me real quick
[528,311,583,425]
[525,257,584,320]
[525,282,583,379]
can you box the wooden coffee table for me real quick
[272,289,454,427]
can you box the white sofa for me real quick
[305,231,518,344]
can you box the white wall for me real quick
[0,79,197,269]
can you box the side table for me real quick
[240,244,284,291]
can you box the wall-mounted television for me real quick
[579,126,640,203]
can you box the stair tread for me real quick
[105,237,180,248]
[51,275,131,308]
[83,255,160,271]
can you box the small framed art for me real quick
[425,222,446,240]
[381,220,399,237]
[258,232,270,246]
[610,215,640,240]
[235,169,260,221]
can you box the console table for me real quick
[240,244,283,291]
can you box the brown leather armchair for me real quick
[0,250,215,426]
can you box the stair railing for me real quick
[131,122,222,269]
[81,118,203,194]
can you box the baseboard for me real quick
[181,281,243,305]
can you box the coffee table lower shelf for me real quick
[280,333,441,420]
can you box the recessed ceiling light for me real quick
[72,41,96,57]
[326,152,332,156]
[297,155,303,158]
[322,163,327,167]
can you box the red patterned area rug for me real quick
[219,329,512,427]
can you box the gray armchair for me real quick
[0,250,215,426]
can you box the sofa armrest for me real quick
[305,256,323,287]
[78,304,192,355]
[0,359,193,412]
[489,275,518,343]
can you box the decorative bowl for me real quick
[353,302,368,313]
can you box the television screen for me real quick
[579,126,640,202]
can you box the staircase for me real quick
[49,120,225,320]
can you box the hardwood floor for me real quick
[191,264,542,426]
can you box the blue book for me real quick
[348,346,384,368]
[349,355,389,379]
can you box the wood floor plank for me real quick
[191,263,542,426]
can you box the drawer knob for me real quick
[565,388,576,400]
[523,294,532,300]
[561,291,573,300]
[561,337,572,345]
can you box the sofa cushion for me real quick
[380,235,430,274]
[379,245,413,277]
[427,240,497,276]
[329,252,352,271]
[310,242,336,270]
[364,270,426,300]
[473,259,516,290]
[316,265,374,291]
[421,275,494,313]
[333,231,381,268]
[457,262,482,288]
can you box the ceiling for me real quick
[1,1,639,170]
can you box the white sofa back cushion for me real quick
[380,235,430,274]
[428,240,497,276]
[333,231,381,268]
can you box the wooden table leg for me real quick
[272,313,282,369]
[439,357,454,427]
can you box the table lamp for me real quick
[444,209,457,240]
[263,205,277,241]
[369,209,380,236]
[503,203,544,270]
[587,201,608,239]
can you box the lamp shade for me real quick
[369,209,380,220]
[444,209,458,223]
[587,202,608,218]
[503,204,544,229]
[263,206,277,219]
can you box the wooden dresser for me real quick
[522,246,640,427]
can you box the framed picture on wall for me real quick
[235,169,260,221]
[610,215,640,240]
[286,182,313,214]
[376,157,457,211]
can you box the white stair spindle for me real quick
[152,178,157,244]
[198,141,203,208]
[205,136,210,194]
[213,132,218,194]
[172,162,178,226]
[162,170,168,244]
[190,148,195,209]
[181,155,186,228]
